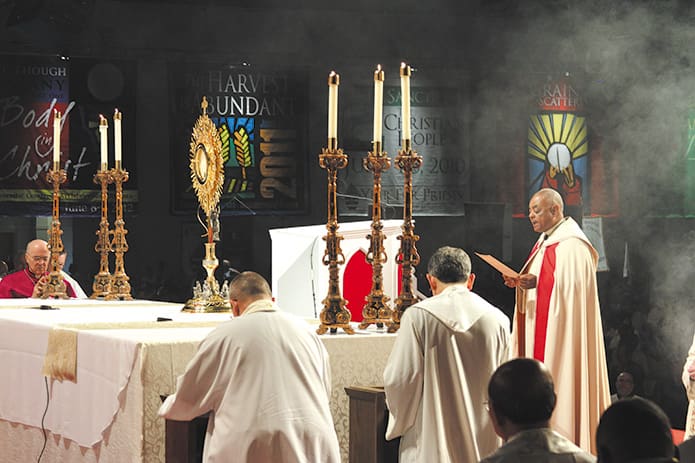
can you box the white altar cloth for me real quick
[0,299,229,447]
[0,299,396,462]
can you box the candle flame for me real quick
[328,71,339,86]
[99,114,108,125]
[374,65,384,82]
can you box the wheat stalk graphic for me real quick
[233,126,252,180]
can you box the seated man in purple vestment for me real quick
[0,239,75,298]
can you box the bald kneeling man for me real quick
[159,271,340,462]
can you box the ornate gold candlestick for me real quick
[359,141,392,329]
[388,140,422,333]
[91,169,113,298]
[45,167,69,299]
[106,164,133,300]
[317,138,354,335]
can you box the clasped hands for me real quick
[32,275,49,298]
[503,273,537,290]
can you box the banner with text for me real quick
[0,55,138,216]
[337,68,468,217]
[169,63,309,215]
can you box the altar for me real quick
[0,299,396,463]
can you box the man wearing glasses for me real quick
[0,239,76,298]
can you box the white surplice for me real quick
[511,217,611,454]
[61,271,88,299]
[159,300,340,463]
[384,284,510,463]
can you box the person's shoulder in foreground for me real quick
[480,358,595,463]
[596,397,677,463]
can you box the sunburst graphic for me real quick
[527,113,587,161]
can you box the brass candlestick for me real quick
[388,140,422,333]
[91,169,113,298]
[106,164,133,300]
[359,141,392,329]
[45,167,69,299]
[317,138,354,335]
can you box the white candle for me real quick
[327,71,339,145]
[99,114,108,171]
[400,62,412,143]
[53,110,61,170]
[114,109,122,169]
[373,65,384,148]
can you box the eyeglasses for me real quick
[27,255,50,263]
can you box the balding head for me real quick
[26,239,48,255]
[528,188,565,233]
[487,358,556,439]
[24,239,50,276]
[534,188,564,209]
[228,271,272,316]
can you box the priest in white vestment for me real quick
[504,188,611,454]
[384,246,510,463]
[159,271,340,463]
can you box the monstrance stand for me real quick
[45,166,69,299]
[182,97,231,313]
[317,138,354,335]
[359,140,392,329]
[388,139,422,333]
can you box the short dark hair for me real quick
[426,246,471,283]
[488,358,556,425]
[596,397,674,462]
[229,271,272,300]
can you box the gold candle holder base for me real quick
[317,145,354,335]
[388,144,422,333]
[91,169,113,299]
[359,145,392,330]
[183,242,231,313]
[105,167,133,301]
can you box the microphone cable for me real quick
[37,376,50,462]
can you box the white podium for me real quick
[269,220,403,319]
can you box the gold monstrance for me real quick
[183,97,230,313]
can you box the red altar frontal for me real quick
[270,220,408,322]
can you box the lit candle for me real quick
[99,114,108,171]
[114,109,122,169]
[373,65,384,150]
[53,110,61,170]
[327,71,339,147]
[400,62,412,143]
